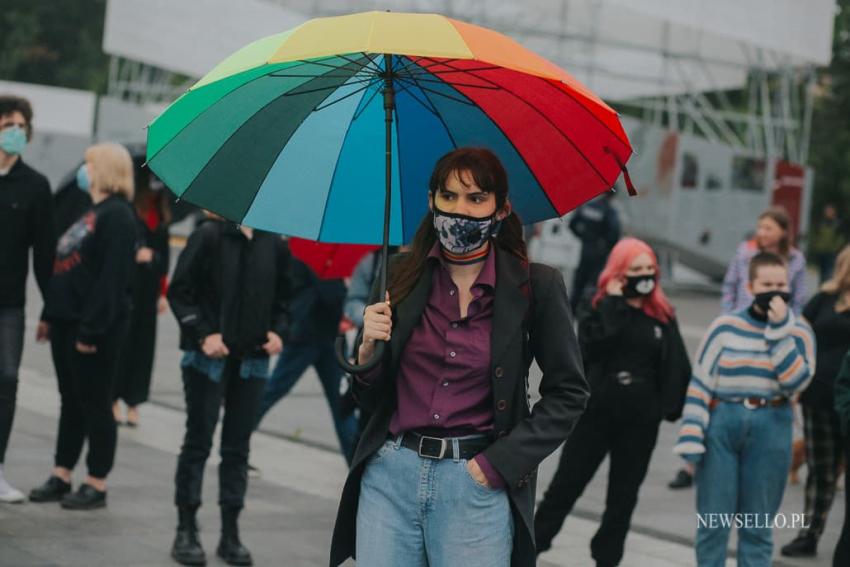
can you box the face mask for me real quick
[432,204,502,255]
[623,274,656,298]
[76,164,91,191]
[0,126,27,155]
[752,290,791,312]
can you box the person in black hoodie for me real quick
[534,238,691,567]
[167,213,290,567]
[0,95,55,504]
[29,143,137,510]
[112,170,171,427]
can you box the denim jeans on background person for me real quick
[0,307,25,464]
[254,340,357,463]
[356,437,514,567]
[695,402,793,567]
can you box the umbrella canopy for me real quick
[146,11,632,246]
[288,238,378,279]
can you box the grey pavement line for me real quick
[147,396,343,455]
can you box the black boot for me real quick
[60,484,106,510]
[667,468,693,489]
[29,476,71,503]
[781,533,818,557]
[217,506,252,566]
[172,506,206,566]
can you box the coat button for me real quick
[497,430,508,438]
[494,367,504,378]
[497,400,507,411]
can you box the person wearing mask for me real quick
[810,203,846,284]
[533,238,691,566]
[329,148,589,567]
[253,258,357,463]
[568,192,621,311]
[722,206,807,315]
[675,252,815,566]
[29,143,137,510]
[0,95,55,503]
[167,213,290,567]
[52,165,93,238]
[670,205,810,490]
[832,349,850,566]
[112,171,171,427]
[781,244,850,557]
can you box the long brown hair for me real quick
[388,148,527,304]
[823,245,850,311]
[757,206,792,257]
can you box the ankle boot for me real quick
[172,506,206,566]
[217,506,252,566]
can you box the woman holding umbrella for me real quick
[329,148,590,566]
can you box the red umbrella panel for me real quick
[288,238,379,280]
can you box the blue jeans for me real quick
[357,437,514,567]
[695,402,793,567]
[255,340,357,462]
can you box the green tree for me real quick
[0,0,109,93]
[808,0,850,222]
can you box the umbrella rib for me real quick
[396,75,458,150]
[351,83,384,122]
[398,81,477,107]
[282,77,375,98]
[313,79,382,112]
[396,75,501,90]
[297,55,373,73]
[392,78,442,118]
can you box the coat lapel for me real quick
[490,247,530,369]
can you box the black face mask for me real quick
[752,290,791,312]
[623,274,656,298]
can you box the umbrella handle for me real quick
[335,335,384,373]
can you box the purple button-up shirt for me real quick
[359,242,504,487]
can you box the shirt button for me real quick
[497,400,508,411]
[451,322,458,329]
[449,351,456,358]
[433,414,440,420]
[494,367,504,378]
[449,289,455,296]
[442,381,449,387]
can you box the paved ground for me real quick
[0,266,844,566]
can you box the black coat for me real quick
[329,246,590,567]
[579,296,691,422]
[168,220,291,356]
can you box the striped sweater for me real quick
[674,309,816,461]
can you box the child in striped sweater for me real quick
[675,252,815,567]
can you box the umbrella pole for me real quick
[336,53,395,373]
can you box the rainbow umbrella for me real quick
[146,11,633,370]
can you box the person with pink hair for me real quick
[534,237,691,567]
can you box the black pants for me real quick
[534,407,660,566]
[834,437,850,567]
[801,405,845,539]
[0,307,25,464]
[50,319,127,479]
[174,360,265,509]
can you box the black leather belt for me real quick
[396,432,492,460]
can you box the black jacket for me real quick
[43,194,137,345]
[579,296,691,422]
[0,158,55,308]
[330,247,590,567]
[53,183,93,239]
[285,256,346,344]
[168,220,291,356]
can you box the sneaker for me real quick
[781,534,817,557]
[247,464,261,479]
[29,475,72,503]
[0,470,24,504]
[60,484,106,510]
[668,468,693,490]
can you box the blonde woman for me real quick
[30,143,138,510]
[782,245,850,557]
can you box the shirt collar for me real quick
[427,242,497,290]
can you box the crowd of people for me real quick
[2,93,850,567]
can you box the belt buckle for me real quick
[418,435,447,459]
[616,371,633,386]
[743,398,762,410]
